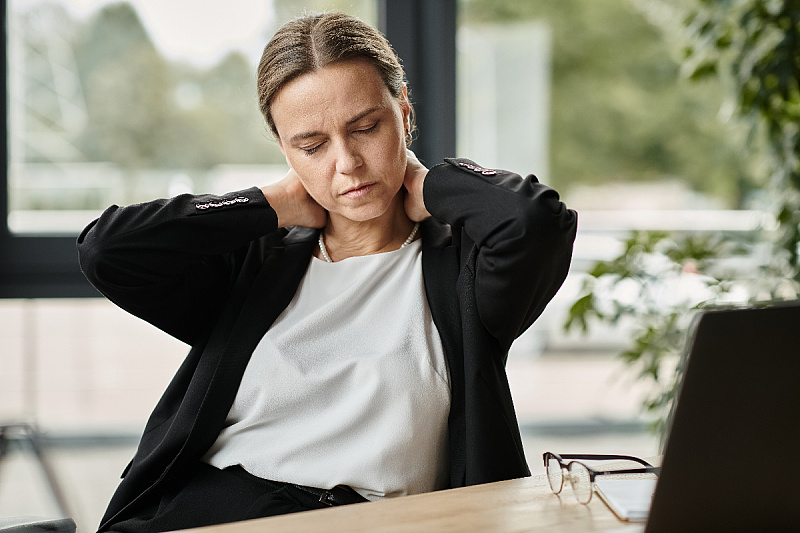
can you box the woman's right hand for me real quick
[260,167,328,229]
[403,149,432,221]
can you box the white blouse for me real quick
[203,240,451,500]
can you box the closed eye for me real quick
[302,142,324,156]
[298,121,377,155]
[355,122,378,134]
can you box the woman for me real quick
[78,12,577,533]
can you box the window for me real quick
[1,0,456,297]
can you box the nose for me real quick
[334,140,362,174]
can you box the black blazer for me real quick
[77,158,577,531]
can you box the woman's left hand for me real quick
[403,149,432,221]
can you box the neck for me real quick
[319,201,416,262]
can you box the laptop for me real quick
[603,301,800,533]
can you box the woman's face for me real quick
[271,58,411,223]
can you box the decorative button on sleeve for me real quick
[457,162,497,176]
[195,197,250,210]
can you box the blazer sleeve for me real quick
[76,187,279,345]
[423,158,578,350]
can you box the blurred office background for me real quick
[1,0,777,530]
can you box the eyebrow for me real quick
[288,106,384,144]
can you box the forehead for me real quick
[271,59,394,138]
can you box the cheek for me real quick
[382,132,408,181]
[369,122,406,170]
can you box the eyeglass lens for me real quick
[545,455,563,493]
[568,462,592,504]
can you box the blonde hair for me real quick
[257,12,414,142]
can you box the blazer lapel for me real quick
[182,227,318,460]
[420,218,466,488]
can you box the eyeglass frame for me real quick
[542,452,661,504]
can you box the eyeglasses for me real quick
[543,452,660,504]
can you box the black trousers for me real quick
[105,462,367,533]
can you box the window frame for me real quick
[0,0,456,298]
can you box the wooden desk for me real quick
[189,473,642,533]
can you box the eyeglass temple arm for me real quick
[593,466,661,479]
[546,453,655,468]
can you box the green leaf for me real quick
[564,293,598,333]
[688,61,718,80]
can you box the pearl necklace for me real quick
[318,222,420,263]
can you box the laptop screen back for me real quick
[644,302,800,533]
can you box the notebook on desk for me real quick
[602,301,800,533]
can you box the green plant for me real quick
[683,0,800,273]
[566,230,754,431]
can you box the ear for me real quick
[399,85,411,131]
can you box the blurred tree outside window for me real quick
[458,0,753,202]
[6,0,376,235]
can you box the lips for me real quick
[341,183,376,199]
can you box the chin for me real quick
[340,207,389,223]
[338,198,398,223]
